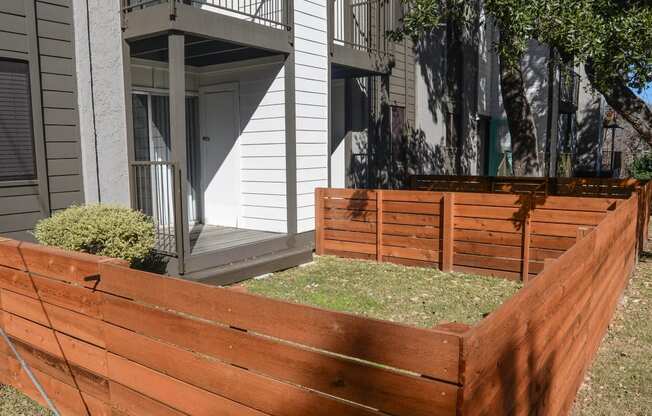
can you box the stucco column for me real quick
[169,33,191,258]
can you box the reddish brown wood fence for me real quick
[408,174,643,197]
[0,239,461,416]
[460,189,640,415]
[408,175,652,250]
[0,187,645,415]
[315,188,621,280]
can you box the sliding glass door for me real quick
[132,92,200,225]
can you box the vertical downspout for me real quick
[85,0,101,202]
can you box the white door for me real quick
[200,85,240,227]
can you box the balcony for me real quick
[120,0,293,56]
[329,0,393,77]
[559,65,580,113]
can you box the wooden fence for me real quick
[408,174,644,197]
[0,239,462,416]
[0,188,645,415]
[315,188,621,280]
[411,175,652,256]
[460,187,640,415]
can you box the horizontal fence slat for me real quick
[323,239,376,255]
[0,239,127,282]
[95,264,461,383]
[381,245,439,262]
[107,353,269,416]
[109,381,189,416]
[6,337,110,402]
[324,219,376,233]
[322,189,377,200]
[4,355,111,416]
[1,289,105,347]
[105,324,457,416]
[101,295,459,416]
[3,311,108,377]
[324,229,376,244]
[0,266,103,318]
[323,198,377,211]
[383,212,439,226]
[382,200,440,215]
[460,195,639,415]
[383,234,440,250]
[323,208,376,222]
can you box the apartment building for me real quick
[0,0,605,282]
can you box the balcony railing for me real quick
[121,0,290,30]
[559,65,580,112]
[332,0,393,54]
[131,161,184,261]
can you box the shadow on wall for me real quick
[574,83,604,174]
[349,125,450,189]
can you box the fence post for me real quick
[543,257,556,270]
[521,216,531,283]
[521,196,532,283]
[576,226,590,241]
[315,188,324,255]
[441,193,454,272]
[376,190,384,262]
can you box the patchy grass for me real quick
[0,385,51,416]
[573,251,652,416]
[243,255,521,327]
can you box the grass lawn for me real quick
[573,251,652,415]
[243,255,521,327]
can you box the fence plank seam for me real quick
[442,193,454,272]
[376,190,384,262]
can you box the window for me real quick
[0,60,36,181]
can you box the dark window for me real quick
[0,60,36,181]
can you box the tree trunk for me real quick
[499,53,541,176]
[585,61,652,145]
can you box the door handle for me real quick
[202,136,211,142]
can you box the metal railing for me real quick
[121,0,290,30]
[559,65,580,111]
[130,161,183,259]
[332,0,393,54]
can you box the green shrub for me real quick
[34,204,156,264]
[630,153,652,180]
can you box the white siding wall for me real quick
[294,0,329,233]
[199,59,288,233]
[131,57,288,233]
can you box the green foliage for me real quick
[630,153,652,180]
[394,0,652,92]
[34,204,155,264]
[535,0,652,92]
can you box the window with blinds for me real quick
[0,60,36,181]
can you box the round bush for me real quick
[34,205,156,264]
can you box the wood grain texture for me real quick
[316,188,619,281]
[459,195,639,415]
[0,185,643,416]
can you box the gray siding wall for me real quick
[0,0,83,240]
[387,38,416,126]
